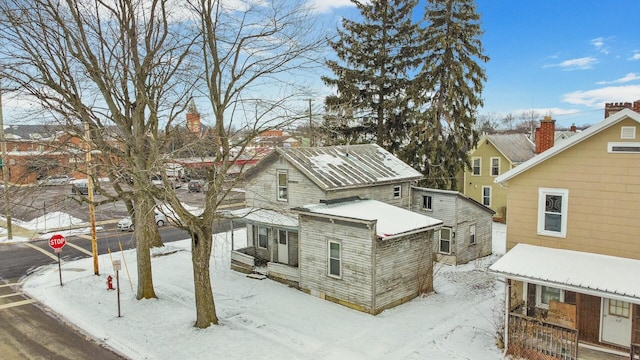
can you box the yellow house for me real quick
[490,109,640,359]
[464,133,535,220]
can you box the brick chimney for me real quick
[604,100,640,118]
[535,116,555,154]
[570,124,577,132]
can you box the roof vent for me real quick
[608,142,640,153]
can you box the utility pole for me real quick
[307,99,313,146]
[84,122,98,275]
[0,79,12,239]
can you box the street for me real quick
[0,183,241,359]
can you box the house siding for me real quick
[374,231,433,311]
[504,118,640,260]
[298,215,375,312]
[411,189,493,265]
[464,140,510,216]
[327,182,411,208]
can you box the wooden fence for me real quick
[507,312,578,360]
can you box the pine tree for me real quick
[401,0,489,190]
[322,0,423,153]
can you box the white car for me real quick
[39,175,73,186]
[117,212,167,231]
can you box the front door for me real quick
[601,298,632,347]
[277,230,288,264]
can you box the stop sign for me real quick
[49,234,67,250]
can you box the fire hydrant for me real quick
[106,275,115,290]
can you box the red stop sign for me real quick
[49,234,67,250]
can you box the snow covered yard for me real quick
[21,223,507,360]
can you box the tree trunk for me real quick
[135,193,157,300]
[191,225,218,328]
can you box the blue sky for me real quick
[316,0,640,128]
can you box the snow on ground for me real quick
[13,212,507,360]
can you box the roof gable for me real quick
[496,109,640,184]
[276,144,423,191]
[484,134,536,165]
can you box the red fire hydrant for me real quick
[106,275,115,290]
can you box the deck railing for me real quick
[508,312,578,360]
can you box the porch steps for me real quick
[246,273,266,280]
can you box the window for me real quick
[608,299,630,318]
[257,226,268,249]
[482,186,491,207]
[276,170,288,201]
[490,157,500,176]
[472,157,481,176]
[536,285,564,309]
[439,227,452,254]
[328,241,341,278]
[469,224,476,245]
[422,195,432,210]
[537,188,568,237]
[393,185,402,198]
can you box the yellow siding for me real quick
[505,119,640,260]
[464,139,510,216]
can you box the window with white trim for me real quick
[535,285,564,309]
[439,227,452,254]
[328,241,341,278]
[472,157,481,176]
[276,170,288,201]
[537,188,568,237]
[393,185,402,198]
[422,195,432,210]
[490,157,500,176]
[469,224,476,244]
[257,226,268,249]
[482,186,491,207]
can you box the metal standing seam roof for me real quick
[485,134,536,165]
[277,144,423,191]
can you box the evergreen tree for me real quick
[322,0,423,153]
[402,0,489,190]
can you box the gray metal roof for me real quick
[485,134,536,165]
[276,144,423,191]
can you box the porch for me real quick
[231,249,300,286]
[507,313,634,360]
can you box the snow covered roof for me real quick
[274,144,423,191]
[222,207,298,229]
[489,243,640,304]
[296,199,442,240]
[496,108,640,184]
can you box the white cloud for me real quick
[630,52,640,61]
[596,73,640,85]
[562,85,640,108]
[307,0,357,13]
[543,56,597,70]
[590,37,610,55]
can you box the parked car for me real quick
[188,179,206,193]
[39,175,72,186]
[151,175,181,189]
[71,180,95,195]
[117,212,167,231]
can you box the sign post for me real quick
[49,234,66,286]
[113,259,122,317]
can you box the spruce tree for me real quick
[322,0,423,153]
[402,0,489,190]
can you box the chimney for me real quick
[535,116,555,154]
[570,124,577,132]
[186,100,201,137]
[604,102,633,118]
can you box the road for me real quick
[0,183,241,360]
